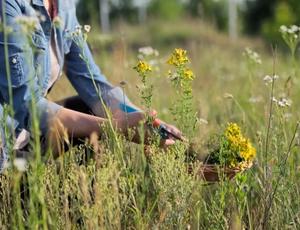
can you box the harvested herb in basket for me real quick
[205,123,256,170]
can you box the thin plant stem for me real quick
[264,47,277,181]
[261,122,299,230]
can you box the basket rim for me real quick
[189,161,253,172]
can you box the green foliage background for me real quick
[77,0,300,46]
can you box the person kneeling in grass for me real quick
[0,0,183,170]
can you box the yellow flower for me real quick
[134,60,152,75]
[225,123,241,139]
[167,48,189,66]
[183,68,195,81]
[224,123,256,167]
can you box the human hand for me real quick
[114,109,186,148]
[152,118,186,148]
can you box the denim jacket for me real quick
[0,0,139,134]
[0,0,139,171]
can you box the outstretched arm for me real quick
[62,9,183,146]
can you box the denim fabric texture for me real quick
[0,0,139,171]
[0,0,136,133]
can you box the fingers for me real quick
[160,138,176,149]
[163,124,187,142]
[164,139,176,145]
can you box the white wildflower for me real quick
[13,158,28,172]
[263,75,273,84]
[280,25,288,33]
[272,97,292,108]
[280,25,300,55]
[285,99,292,107]
[84,25,91,33]
[278,100,285,107]
[278,98,292,107]
[243,47,262,65]
[291,25,299,33]
[138,46,159,57]
[263,74,279,85]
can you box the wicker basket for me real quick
[188,162,253,182]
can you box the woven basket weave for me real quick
[189,162,253,182]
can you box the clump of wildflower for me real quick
[278,98,292,107]
[138,46,159,58]
[280,25,300,57]
[207,123,256,169]
[167,48,195,86]
[66,24,92,47]
[134,60,152,75]
[263,74,279,85]
[272,97,292,108]
[167,48,189,67]
[243,47,262,65]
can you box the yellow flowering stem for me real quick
[133,60,153,119]
[167,48,189,67]
[167,48,197,136]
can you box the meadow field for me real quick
[1,19,300,229]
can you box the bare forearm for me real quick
[54,108,107,138]
[53,107,145,139]
[51,107,182,148]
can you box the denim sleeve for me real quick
[64,35,113,110]
[0,1,60,135]
[64,15,141,117]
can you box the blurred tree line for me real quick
[243,0,300,44]
[76,0,300,44]
[76,0,229,31]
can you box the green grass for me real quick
[1,19,300,229]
